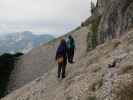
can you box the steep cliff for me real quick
[2,28,133,100]
[84,0,133,50]
[98,0,133,37]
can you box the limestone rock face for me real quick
[98,0,133,37]
[84,0,133,50]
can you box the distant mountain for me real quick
[0,31,54,54]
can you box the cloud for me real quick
[0,0,97,35]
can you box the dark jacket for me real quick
[56,41,67,60]
[67,37,75,49]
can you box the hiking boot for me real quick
[62,75,66,79]
[58,74,60,79]
[70,61,74,64]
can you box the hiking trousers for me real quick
[58,61,66,78]
[68,48,74,63]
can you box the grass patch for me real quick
[86,16,101,51]
[90,16,101,34]
[115,81,133,100]
[119,65,133,75]
[66,96,73,100]
[89,78,103,92]
[87,95,97,100]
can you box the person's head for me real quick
[60,38,66,45]
[68,35,72,39]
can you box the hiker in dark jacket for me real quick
[55,39,67,79]
[67,35,75,63]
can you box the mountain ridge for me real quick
[0,31,54,54]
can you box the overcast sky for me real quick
[0,0,97,36]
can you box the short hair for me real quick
[68,35,72,39]
[60,39,65,44]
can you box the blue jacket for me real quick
[56,42,67,60]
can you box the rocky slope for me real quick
[7,27,89,93]
[2,27,133,100]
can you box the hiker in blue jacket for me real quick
[67,35,75,63]
[55,39,67,79]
